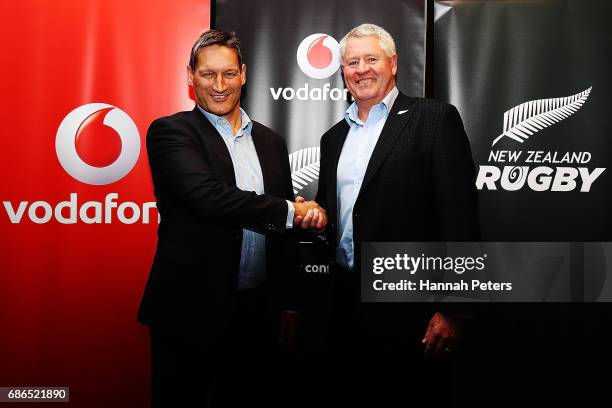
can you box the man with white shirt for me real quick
[138,29,325,407]
[311,23,479,404]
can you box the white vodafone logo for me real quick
[296,34,341,79]
[55,103,140,185]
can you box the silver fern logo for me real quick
[492,87,592,146]
[289,147,320,194]
[476,86,606,192]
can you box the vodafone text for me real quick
[270,83,350,101]
[3,193,159,224]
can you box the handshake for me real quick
[292,196,327,232]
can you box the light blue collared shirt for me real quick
[336,87,399,271]
[198,106,294,290]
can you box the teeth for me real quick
[212,95,228,100]
[357,79,373,85]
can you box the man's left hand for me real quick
[422,312,465,357]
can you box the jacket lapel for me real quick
[358,93,415,197]
[191,107,237,185]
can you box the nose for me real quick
[355,59,369,74]
[212,76,226,92]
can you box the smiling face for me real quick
[341,36,397,111]
[187,45,246,121]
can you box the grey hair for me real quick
[339,23,396,58]
[188,29,243,71]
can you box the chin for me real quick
[209,107,230,116]
[355,94,377,103]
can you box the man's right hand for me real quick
[293,196,327,232]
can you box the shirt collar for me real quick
[345,86,399,126]
[197,105,253,136]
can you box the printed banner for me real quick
[0,1,209,407]
[433,0,612,241]
[215,0,426,198]
[433,0,612,363]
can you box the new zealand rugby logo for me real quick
[477,86,605,192]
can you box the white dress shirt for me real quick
[336,87,399,271]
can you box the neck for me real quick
[216,107,241,135]
[226,110,242,135]
[357,103,375,122]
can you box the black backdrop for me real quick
[215,0,426,198]
[432,1,612,397]
[215,0,612,401]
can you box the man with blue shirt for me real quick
[138,30,325,407]
[310,23,479,404]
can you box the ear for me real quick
[187,66,194,86]
[391,54,398,76]
[240,64,247,85]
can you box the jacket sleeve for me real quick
[147,116,289,234]
[431,105,481,241]
[431,105,481,318]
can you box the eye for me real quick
[366,56,379,64]
[223,71,239,79]
[346,60,359,69]
[201,72,215,80]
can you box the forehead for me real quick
[343,36,385,59]
[195,45,240,70]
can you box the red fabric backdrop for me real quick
[0,1,209,406]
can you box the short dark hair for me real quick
[188,29,243,71]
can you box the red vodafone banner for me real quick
[0,1,209,406]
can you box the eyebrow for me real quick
[345,54,382,59]
[197,68,240,73]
